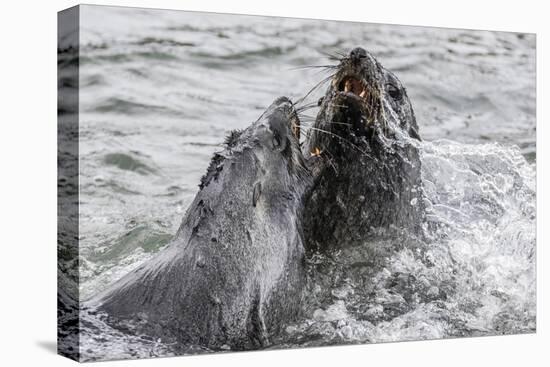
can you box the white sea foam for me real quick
[283,140,535,346]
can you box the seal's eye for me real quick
[386,83,402,101]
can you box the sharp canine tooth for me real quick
[360,90,367,98]
[344,79,352,92]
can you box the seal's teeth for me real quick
[344,79,352,93]
[339,76,370,99]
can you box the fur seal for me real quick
[92,97,309,350]
[303,47,425,252]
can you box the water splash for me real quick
[281,139,535,347]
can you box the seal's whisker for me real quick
[296,105,319,114]
[301,126,372,158]
[296,112,318,121]
[296,122,317,129]
[319,50,347,62]
[296,101,319,109]
[300,119,315,126]
[296,113,317,120]
[289,65,338,71]
[294,73,336,107]
[316,145,339,174]
[296,112,317,119]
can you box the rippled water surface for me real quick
[62,5,535,361]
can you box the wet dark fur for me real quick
[303,48,425,253]
[92,97,310,351]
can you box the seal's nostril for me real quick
[350,47,367,62]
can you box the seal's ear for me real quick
[253,182,262,207]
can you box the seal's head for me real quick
[309,47,420,155]
[200,96,308,207]
[303,48,424,252]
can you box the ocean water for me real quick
[60,5,535,361]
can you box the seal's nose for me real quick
[350,47,367,63]
[273,96,292,106]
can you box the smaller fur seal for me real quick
[303,47,425,252]
[91,97,309,350]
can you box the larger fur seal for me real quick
[303,47,425,252]
[91,97,309,350]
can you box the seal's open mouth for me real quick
[288,109,301,141]
[336,75,370,100]
[328,71,380,128]
[269,96,301,141]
